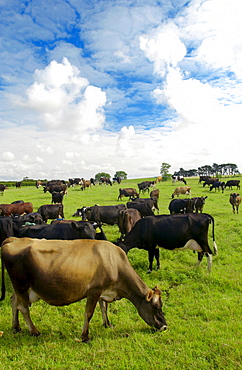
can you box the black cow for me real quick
[118,213,217,273]
[225,180,240,190]
[198,175,210,183]
[202,178,218,187]
[37,204,64,223]
[210,181,225,193]
[99,177,112,186]
[74,204,126,225]
[44,184,68,194]
[118,188,139,201]
[168,199,193,214]
[129,197,159,213]
[127,200,155,217]
[51,191,64,204]
[0,218,15,245]
[137,181,155,194]
[113,177,122,184]
[50,219,107,240]
[0,184,8,195]
[68,178,81,187]
[18,221,102,240]
[191,197,207,213]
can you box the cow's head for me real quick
[138,286,167,331]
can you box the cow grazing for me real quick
[0,202,33,217]
[127,200,155,217]
[202,178,218,187]
[51,191,64,204]
[113,176,122,184]
[37,204,64,223]
[50,219,107,240]
[117,208,141,239]
[0,184,8,195]
[210,181,225,193]
[15,181,22,188]
[225,180,240,190]
[68,178,81,187]
[1,238,167,342]
[137,181,155,194]
[99,177,112,186]
[198,176,210,183]
[76,204,126,225]
[191,197,207,213]
[80,179,92,190]
[18,221,100,240]
[168,199,193,214]
[156,176,162,183]
[172,175,187,185]
[129,197,159,213]
[118,213,217,273]
[118,188,139,201]
[229,193,241,214]
[172,187,191,198]
[150,189,159,199]
[43,184,68,195]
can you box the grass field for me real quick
[0,176,242,369]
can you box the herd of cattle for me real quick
[0,175,241,341]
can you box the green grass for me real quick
[0,176,242,369]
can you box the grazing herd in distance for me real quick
[0,173,241,341]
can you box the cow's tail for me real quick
[208,214,218,255]
[0,250,6,301]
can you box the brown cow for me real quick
[117,208,141,238]
[118,188,139,201]
[229,193,241,214]
[172,186,191,199]
[150,189,159,199]
[0,202,33,216]
[80,179,92,190]
[1,237,167,342]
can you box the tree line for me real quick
[160,162,240,180]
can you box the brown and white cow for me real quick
[171,186,191,199]
[229,193,241,214]
[1,237,167,342]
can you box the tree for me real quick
[114,171,127,180]
[160,163,171,181]
[94,172,111,181]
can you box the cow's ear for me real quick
[152,285,161,295]
[146,290,154,302]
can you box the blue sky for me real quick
[0,0,241,180]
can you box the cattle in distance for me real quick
[1,237,167,342]
[118,213,217,273]
[225,180,240,190]
[210,181,225,193]
[0,184,8,195]
[117,188,139,201]
[229,193,241,214]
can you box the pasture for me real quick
[0,176,242,369]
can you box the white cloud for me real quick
[22,58,107,132]
[1,151,15,161]
[140,24,187,76]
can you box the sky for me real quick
[0,0,241,181]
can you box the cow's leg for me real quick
[147,250,155,273]
[196,252,212,272]
[11,293,21,333]
[82,294,100,343]
[154,248,160,270]
[11,292,40,336]
[99,299,113,328]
